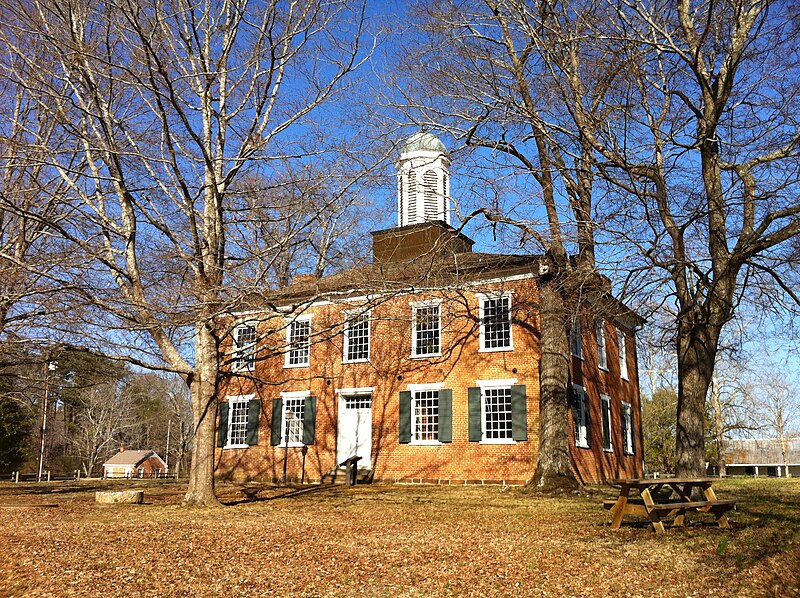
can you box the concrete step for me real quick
[322,466,372,485]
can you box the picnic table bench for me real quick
[604,477,736,533]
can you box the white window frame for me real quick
[601,394,613,452]
[617,329,628,380]
[477,378,518,445]
[285,315,312,368]
[477,291,513,352]
[411,300,442,358]
[573,384,589,449]
[408,382,444,445]
[232,323,257,372]
[343,309,370,363]
[225,394,254,449]
[570,320,583,360]
[279,390,310,448]
[596,320,608,371]
[622,401,634,455]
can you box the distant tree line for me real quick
[0,346,192,476]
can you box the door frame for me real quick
[336,387,374,466]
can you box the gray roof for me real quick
[726,437,800,465]
[401,131,447,154]
[103,450,163,467]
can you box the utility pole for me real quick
[165,419,171,475]
[37,361,57,482]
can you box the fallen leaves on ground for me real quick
[0,478,798,597]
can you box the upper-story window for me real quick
[344,310,370,363]
[233,324,257,372]
[478,292,513,351]
[617,329,628,380]
[285,316,311,368]
[570,320,583,359]
[412,300,441,357]
[596,320,608,370]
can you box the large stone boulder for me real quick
[95,490,144,505]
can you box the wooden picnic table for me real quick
[604,477,736,533]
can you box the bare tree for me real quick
[0,41,75,343]
[398,0,641,489]
[747,370,800,477]
[0,0,372,504]
[571,0,800,476]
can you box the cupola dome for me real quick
[400,131,447,155]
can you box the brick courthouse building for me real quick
[215,132,644,485]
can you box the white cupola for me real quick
[396,131,450,226]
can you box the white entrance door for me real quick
[337,394,372,465]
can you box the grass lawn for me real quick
[0,477,798,597]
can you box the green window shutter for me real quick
[438,389,452,443]
[582,393,592,449]
[217,402,229,448]
[399,391,411,443]
[511,384,528,441]
[303,396,317,445]
[468,387,482,442]
[270,398,283,446]
[245,399,261,446]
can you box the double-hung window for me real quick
[571,384,590,449]
[218,394,260,449]
[596,320,608,370]
[412,301,441,357]
[227,397,250,446]
[344,310,370,363]
[280,393,306,446]
[621,401,634,455]
[482,385,514,441]
[570,320,583,359]
[601,394,612,452]
[617,329,628,380]
[478,292,513,351]
[233,324,257,371]
[399,383,453,445]
[467,381,528,443]
[285,316,311,368]
[270,391,317,447]
[412,388,440,442]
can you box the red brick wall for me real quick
[216,278,642,485]
[570,319,643,483]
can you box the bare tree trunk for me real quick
[530,277,577,491]
[184,325,220,506]
[675,319,721,478]
[710,376,726,477]
[781,434,792,478]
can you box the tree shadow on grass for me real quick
[221,483,350,506]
